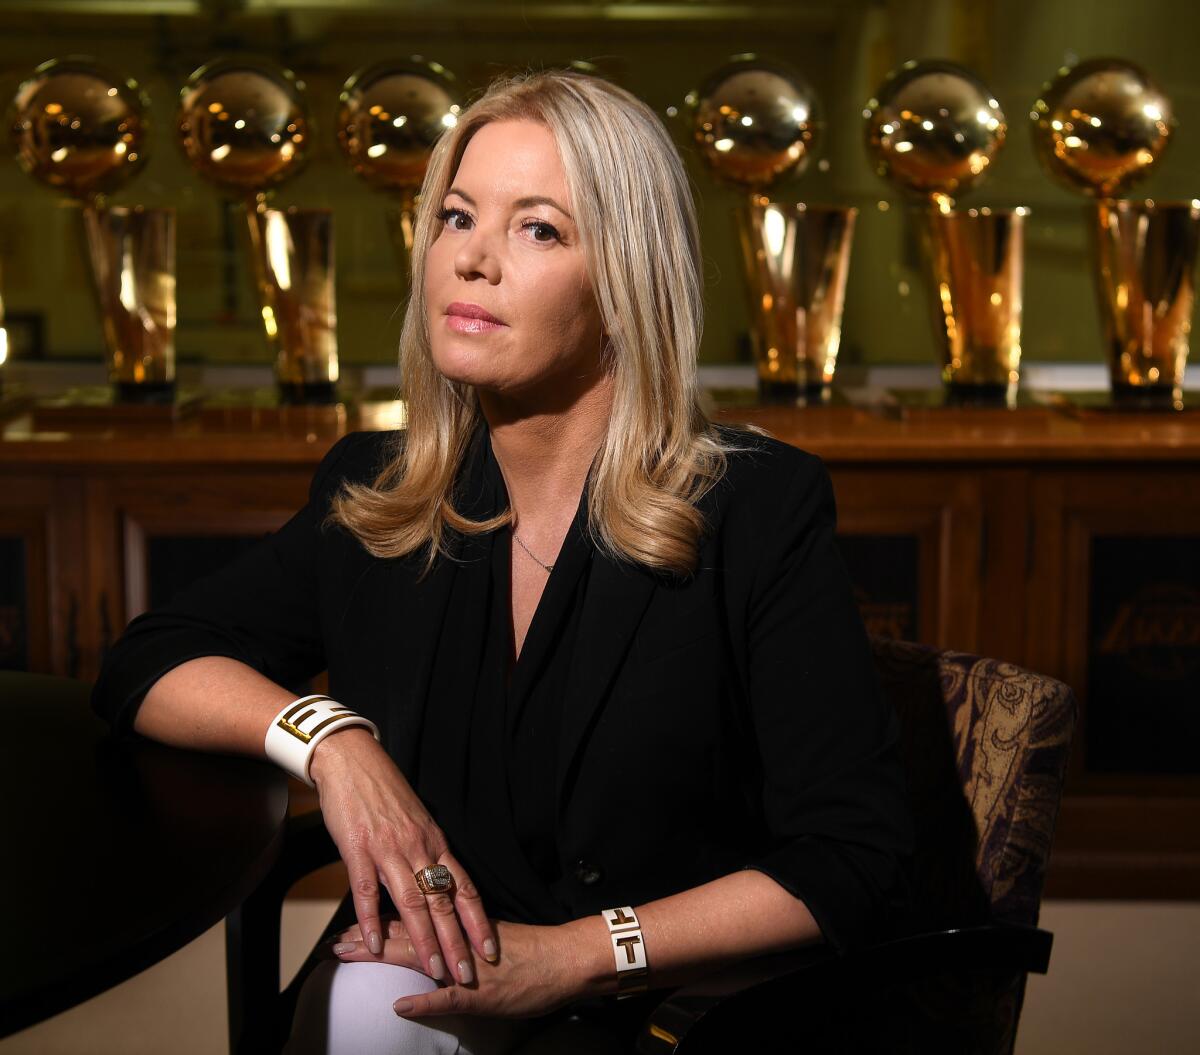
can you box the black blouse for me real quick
[414,432,595,923]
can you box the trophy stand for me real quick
[1090,199,1200,412]
[243,201,339,407]
[735,196,856,406]
[917,204,1026,408]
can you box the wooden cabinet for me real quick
[0,475,86,678]
[6,403,1200,897]
[4,428,327,682]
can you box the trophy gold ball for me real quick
[864,59,1006,200]
[687,55,819,191]
[8,56,150,201]
[1030,58,1172,198]
[177,57,310,196]
[336,57,459,198]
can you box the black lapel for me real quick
[555,550,657,808]
[385,552,454,779]
[385,424,492,778]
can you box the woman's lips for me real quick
[445,314,506,333]
[444,301,506,333]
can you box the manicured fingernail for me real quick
[457,958,474,984]
[483,938,498,962]
[367,931,382,955]
[332,942,357,956]
[429,953,446,980]
[394,999,414,1015]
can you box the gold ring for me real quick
[414,864,454,895]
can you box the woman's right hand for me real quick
[308,726,497,986]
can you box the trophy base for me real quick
[757,379,831,406]
[0,391,33,422]
[278,381,338,406]
[1110,382,1184,411]
[30,385,200,428]
[944,381,1013,408]
[114,381,176,405]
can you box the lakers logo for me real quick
[1095,583,1200,680]
[853,587,914,641]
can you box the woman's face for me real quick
[424,119,606,400]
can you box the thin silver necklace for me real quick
[512,530,554,572]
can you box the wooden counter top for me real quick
[727,404,1200,462]
[4,400,1200,466]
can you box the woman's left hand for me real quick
[330,917,591,1019]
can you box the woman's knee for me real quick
[284,960,528,1055]
[284,960,443,1054]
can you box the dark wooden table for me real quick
[0,672,290,1038]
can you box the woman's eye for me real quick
[437,207,471,231]
[523,220,561,244]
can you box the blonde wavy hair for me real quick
[330,68,754,577]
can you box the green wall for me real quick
[0,0,1197,370]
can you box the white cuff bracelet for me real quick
[602,905,648,997]
[264,694,381,787]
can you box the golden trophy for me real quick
[337,57,460,274]
[178,57,337,404]
[8,57,177,403]
[686,55,855,404]
[1031,58,1193,409]
[865,60,1024,405]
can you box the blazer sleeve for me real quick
[740,449,913,954]
[90,431,379,737]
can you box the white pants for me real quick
[283,960,530,1055]
[283,959,633,1054]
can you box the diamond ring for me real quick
[413,864,455,895]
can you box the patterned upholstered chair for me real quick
[227,637,1076,1054]
[636,636,1077,1054]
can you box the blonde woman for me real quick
[93,70,912,1053]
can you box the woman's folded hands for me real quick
[308,725,606,1018]
[308,727,498,988]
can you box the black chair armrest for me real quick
[850,922,1053,979]
[635,923,1053,1054]
[227,808,342,1055]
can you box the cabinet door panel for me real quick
[836,533,921,641]
[0,477,85,677]
[829,470,982,652]
[86,471,314,672]
[0,533,33,670]
[1029,469,1200,898]
[122,512,293,622]
[1085,534,1200,776]
[1028,470,1200,791]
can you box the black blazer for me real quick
[93,424,912,954]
